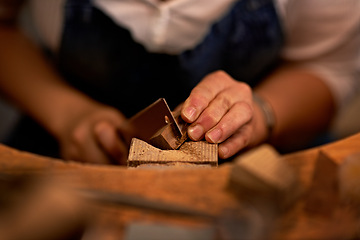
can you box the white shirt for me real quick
[19,0,360,109]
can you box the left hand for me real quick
[181,70,267,159]
[56,103,130,165]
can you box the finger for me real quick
[62,131,112,165]
[187,84,252,141]
[187,92,231,141]
[217,124,253,159]
[205,101,253,144]
[94,121,128,165]
[181,71,234,123]
[81,141,113,164]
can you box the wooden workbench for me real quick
[0,132,360,239]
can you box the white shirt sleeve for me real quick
[278,0,360,110]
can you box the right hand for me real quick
[180,70,268,159]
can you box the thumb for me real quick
[94,121,128,165]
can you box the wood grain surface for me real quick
[0,132,359,239]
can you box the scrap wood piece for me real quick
[124,222,216,240]
[228,144,300,211]
[338,152,360,207]
[127,138,218,167]
[304,151,339,216]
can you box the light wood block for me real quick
[228,144,300,211]
[304,151,339,216]
[127,138,218,168]
[338,152,360,206]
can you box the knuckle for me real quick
[202,113,220,126]
[235,81,252,95]
[211,70,234,84]
[241,82,252,93]
[190,88,209,103]
[211,70,227,78]
[242,102,253,115]
[234,101,253,120]
[216,92,232,109]
[188,89,210,111]
[71,126,87,145]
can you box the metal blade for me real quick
[127,98,183,148]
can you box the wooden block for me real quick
[338,152,360,206]
[127,138,218,168]
[228,144,300,211]
[124,222,216,240]
[304,151,339,216]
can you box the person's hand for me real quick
[181,70,268,159]
[56,103,130,165]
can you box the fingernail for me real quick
[219,146,229,158]
[188,124,204,140]
[183,106,197,122]
[207,128,222,143]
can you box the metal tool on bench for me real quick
[127,98,188,150]
[126,98,218,168]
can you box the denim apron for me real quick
[6,0,284,158]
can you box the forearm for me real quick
[0,26,100,139]
[254,64,336,150]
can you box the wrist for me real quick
[45,90,102,140]
[252,93,276,143]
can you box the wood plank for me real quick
[304,151,339,216]
[0,132,360,239]
[228,144,300,211]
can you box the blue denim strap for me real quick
[180,0,284,87]
[64,0,93,23]
[58,0,284,116]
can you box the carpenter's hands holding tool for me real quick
[181,70,269,159]
[56,103,130,165]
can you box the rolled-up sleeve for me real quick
[279,0,360,109]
